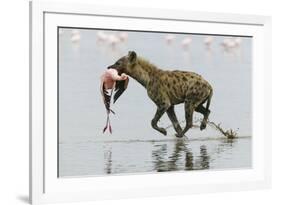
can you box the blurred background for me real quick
[58,28,252,177]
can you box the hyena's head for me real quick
[107,51,137,75]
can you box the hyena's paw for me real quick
[175,130,186,138]
[159,128,167,136]
[200,122,207,130]
[175,133,184,138]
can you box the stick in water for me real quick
[165,118,238,139]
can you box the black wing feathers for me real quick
[102,83,111,113]
[113,78,129,103]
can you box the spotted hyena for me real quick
[107,51,213,138]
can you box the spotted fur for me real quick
[107,51,213,137]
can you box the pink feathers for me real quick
[100,69,128,89]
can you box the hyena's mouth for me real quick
[107,65,125,75]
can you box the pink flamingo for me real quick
[234,37,242,46]
[165,34,176,45]
[96,31,108,42]
[118,32,128,42]
[71,29,81,43]
[182,37,192,50]
[100,69,129,133]
[108,34,120,49]
[204,36,214,48]
[221,37,241,50]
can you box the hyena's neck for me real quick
[128,58,160,89]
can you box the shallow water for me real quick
[58,29,252,177]
[59,136,251,177]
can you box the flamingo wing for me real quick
[113,77,129,103]
[100,81,112,113]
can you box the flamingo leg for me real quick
[103,115,109,133]
[103,82,116,133]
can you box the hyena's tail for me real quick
[206,88,213,111]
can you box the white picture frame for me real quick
[29,0,272,204]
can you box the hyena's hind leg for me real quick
[195,92,212,130]
[195,104,210,130]
[151,105,170,136]
[166,106,183,137]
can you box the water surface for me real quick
[59,136,251,177]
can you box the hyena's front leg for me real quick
[166,106,183,137]
[151,105,169,135]
[178,101,194,138]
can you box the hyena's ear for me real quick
[128,51,137,64]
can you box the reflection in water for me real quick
[104,149,112,174]
[152,139,212,172]
[216,139,236,155]
[59,137,251,177]
[185,149,194,170]
[199,145,209,169]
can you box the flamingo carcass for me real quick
[100,68,129,133]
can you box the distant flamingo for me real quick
[182,37,192,50]
[204,36,214,48]
[165,34,176,45]
[118,32,128,42]
[221,38,237,51]
[234,37,242,46]
[108,34,120,49]
[96,31,108,42]
[221,37,242,51]
[71,29,81,43]
[221,38,230,48]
